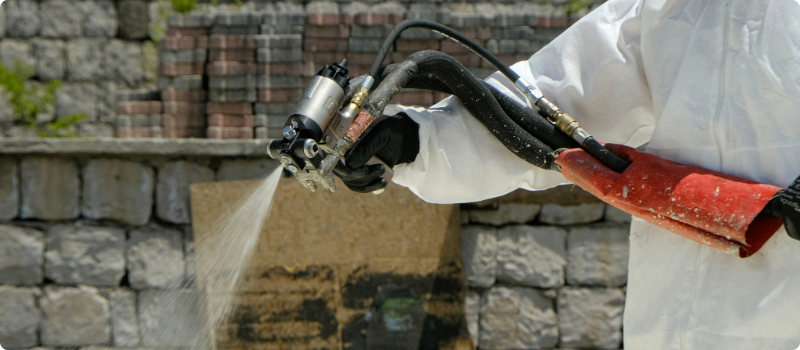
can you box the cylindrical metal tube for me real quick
[287,75,346,140]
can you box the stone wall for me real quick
[0,0,600,138]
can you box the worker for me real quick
[334,0,800,348]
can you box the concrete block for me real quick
[407,3,439,22]
[20,157,80,220]
[491,26,535,40]
[105,40,143,87]
[157,76,204,90]
[567,224,630,287]
[209,75,257,89]
[217,159,282,181]
[127,225,184,289]
[469,203,541,225]
[118,0,149,39]
[605,204,633,223]
[81,1,118,37]
[479,286,558,349]
[159,48,207,63]
[0,4,5,38]
[255,101,294,115]
[209,89,257,102]
[32,39,66,80]
[262,2,306,26]
[350,24,394,38]
[256,48,303,63]
[108,289,139,347]
[0,158,18,220]
[56,82,99,121]
[496,225,567,288]
[348,37,383,52]
[40,286,111,346]
[0,225,43,285]
[461,225,497,288]
[77,123,115,138]
[260,24,305,35]
[558,288,625,349]
[539,203,605,225]
[169,13,216,28]
[255,34,303,48]
[138,289,202,347]
[0,286,41,348]
[5,0,40,38]
[44,224,126,286]
[40,0,83,38]
[156,161,214,224]
[0,40,35,71]
[465,290,480,347]
[257,75,302,89]
[66,38,107,81]
[82,159,154,226]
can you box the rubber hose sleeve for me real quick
[405,50,558,169]
[582,137,630,173]
[361,60,419,118]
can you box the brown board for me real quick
[190,177,472,350]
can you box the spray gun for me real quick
[269,19,631,193]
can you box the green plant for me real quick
[565,0,592,16]
[0,61,86,137]
[169,0,198,14]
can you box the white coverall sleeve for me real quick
[388,0,656,204]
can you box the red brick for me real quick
[158,63,205,76]
[209,49,256,62]
[164,126,205,138]
[354,13,404,25]
[210,34,257,49]
[339,13,355,25]
[150,126,164,138]
[116,101,162,115]
[308,13,341,26]
[396,39,440,52]
[163,102,206,116]
[161,89,207,102]
[441,39,475,53]
[160,36,209,50]
[300,61,318,77]
[206,61,258,75]
[347,64,370,77]
[115,127,132,138]
[208,114,255,127]
[391,92,435,106]
[304,38,348,52]
[346,53,376,65]
[306,51,348,65]
[258,89,302,102]
[207,126,253,139]
[451,52,484,67]
[164,114,206,127]
[305,25,349,38]
[206,102,253,115]
[547,16,569,28]
[433,91,451,102]
[259,62,304,75]
[166,27,209,37]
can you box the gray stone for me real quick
[0,158,18,220]
[262,2,306,26]
[465,290,480,346]
[138,289,202,347]
[32,39,66,80]
[0,225,44,285]
[558,288,625,349]
[492,26,536,40]
[108,289,139,347]
[118,0,150,39]
[56,83,99,121]
[20,157,80,220]
[77,123,115,138]
[348,38,383,52]
[255,102,294,115]
[257,75,302,89]
[306,1,339,14]
[41,286,111,346]
[256,48,303,63]
[157,76,204,90]
[496,225,567,288]
[567,224,630,287]
[44,225,126,286]
[461,225,497,288]
[0,86,13,123]
[216,159,282,181]
[254,127,268,139]
[0,138,276,158]
[351,25,394,38]
[5,0,40,38]
[80,1,118,37]
[40,0,84,38]
[605,204,633,223]
[209,89,256,102]
[156,161,214,224]
[82,158,155,225]
[407,3,439,22]
[67,39,107,81]
[159,48,207,63]
[0,5,5,38]
[259,24,305,35]
[141,41,159,83]
[210,75,257,89]
[96,81,119,123]
[169,13,216,28]
[479,286,558,349]
[539,203,606,225]
[215,12,260,26]
[105,40,143,86]
[469,203,541,225]
[211,25,259,35]
[0,40,35,71]
[127,225,185,289]
[0,286,41,348]
[255,34,303,48]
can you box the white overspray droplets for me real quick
[127,166,284,350]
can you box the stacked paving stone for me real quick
[115,90,162,138]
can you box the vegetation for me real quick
[564,0,592,16]
[169,0,198,14]
[0,61,86,137]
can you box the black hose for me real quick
[362,61,419,118]
[582,137,630,173]
[370,19,519,83]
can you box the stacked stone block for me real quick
[115,90,162,138]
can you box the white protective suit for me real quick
[388,0,800,348]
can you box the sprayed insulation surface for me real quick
[190,178,471,350]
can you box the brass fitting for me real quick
[347,86,369,113]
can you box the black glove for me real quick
[763,175,800,241]
[333,113,420,193]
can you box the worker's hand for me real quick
[764,175,800,241]
[333,113,419,193]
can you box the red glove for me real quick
[556,144,784,257]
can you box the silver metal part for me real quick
[283,126,297,139]
[571,128,590,144]
[361,75,375,90]
[293,75,346,133]
[514,78,544,104]
[303,139,320,158]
